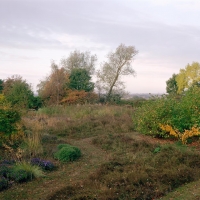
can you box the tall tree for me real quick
[166,74,178,95]
[3,75,34,109]
[96,44,138,101]
[176,62,200,94]
[37,62,69,105]
[61,50,97,75]
[68,68,94,92]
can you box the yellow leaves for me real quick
[181,127,200,144]
[0,94,10,109]
[160,124,180,138]
[0,94,5,101]
[160,124,200,144]
[176,62,200,94]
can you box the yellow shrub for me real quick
[160,124,200,144]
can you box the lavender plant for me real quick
[31,158,55,171]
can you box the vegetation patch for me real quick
[133,86,200,143]
[54,144,81,162]
[9,162,44,182]
[30,158,55,171]
[50,134,200,199]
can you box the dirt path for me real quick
[0,137,110,200]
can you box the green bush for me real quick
[133,94,176,137]
[0,109,20,136]
[133,87,200,138]
[54,144,81,162]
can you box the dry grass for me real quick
[22,105,134,141]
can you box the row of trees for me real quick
[0,44,138,107]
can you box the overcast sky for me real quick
[1,0,200,93]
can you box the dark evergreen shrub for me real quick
[9,169,29,183]
[0,176,8,191]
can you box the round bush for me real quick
[54,144,81,162]
[57,144,72,150]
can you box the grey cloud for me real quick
[1,0,199,59]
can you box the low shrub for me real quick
[10,161,44,182]
[0,165,11,178]
[0,176,8,191]
[9,169,29,183]
[30,158,55,171]
[0,160,15,179]
[54,144,81,162]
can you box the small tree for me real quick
[37,62,69,105]
[3,75,34,109]
[96,44,138,101]
[68,68,94,92]
[176,62,200,94]
[166,74,178,95]
[0,94,21,144]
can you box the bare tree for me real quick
[96,44,138,101]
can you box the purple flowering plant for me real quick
[30,158,55,171]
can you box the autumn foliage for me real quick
[60,90,98,105]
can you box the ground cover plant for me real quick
[30,158,55,171]
[0,160,45,191]
[9,162,44,182]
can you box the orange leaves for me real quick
[61,90,98,105]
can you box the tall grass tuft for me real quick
[22,132,43,158]
[21,118,44,158]
[10,161,44,182]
